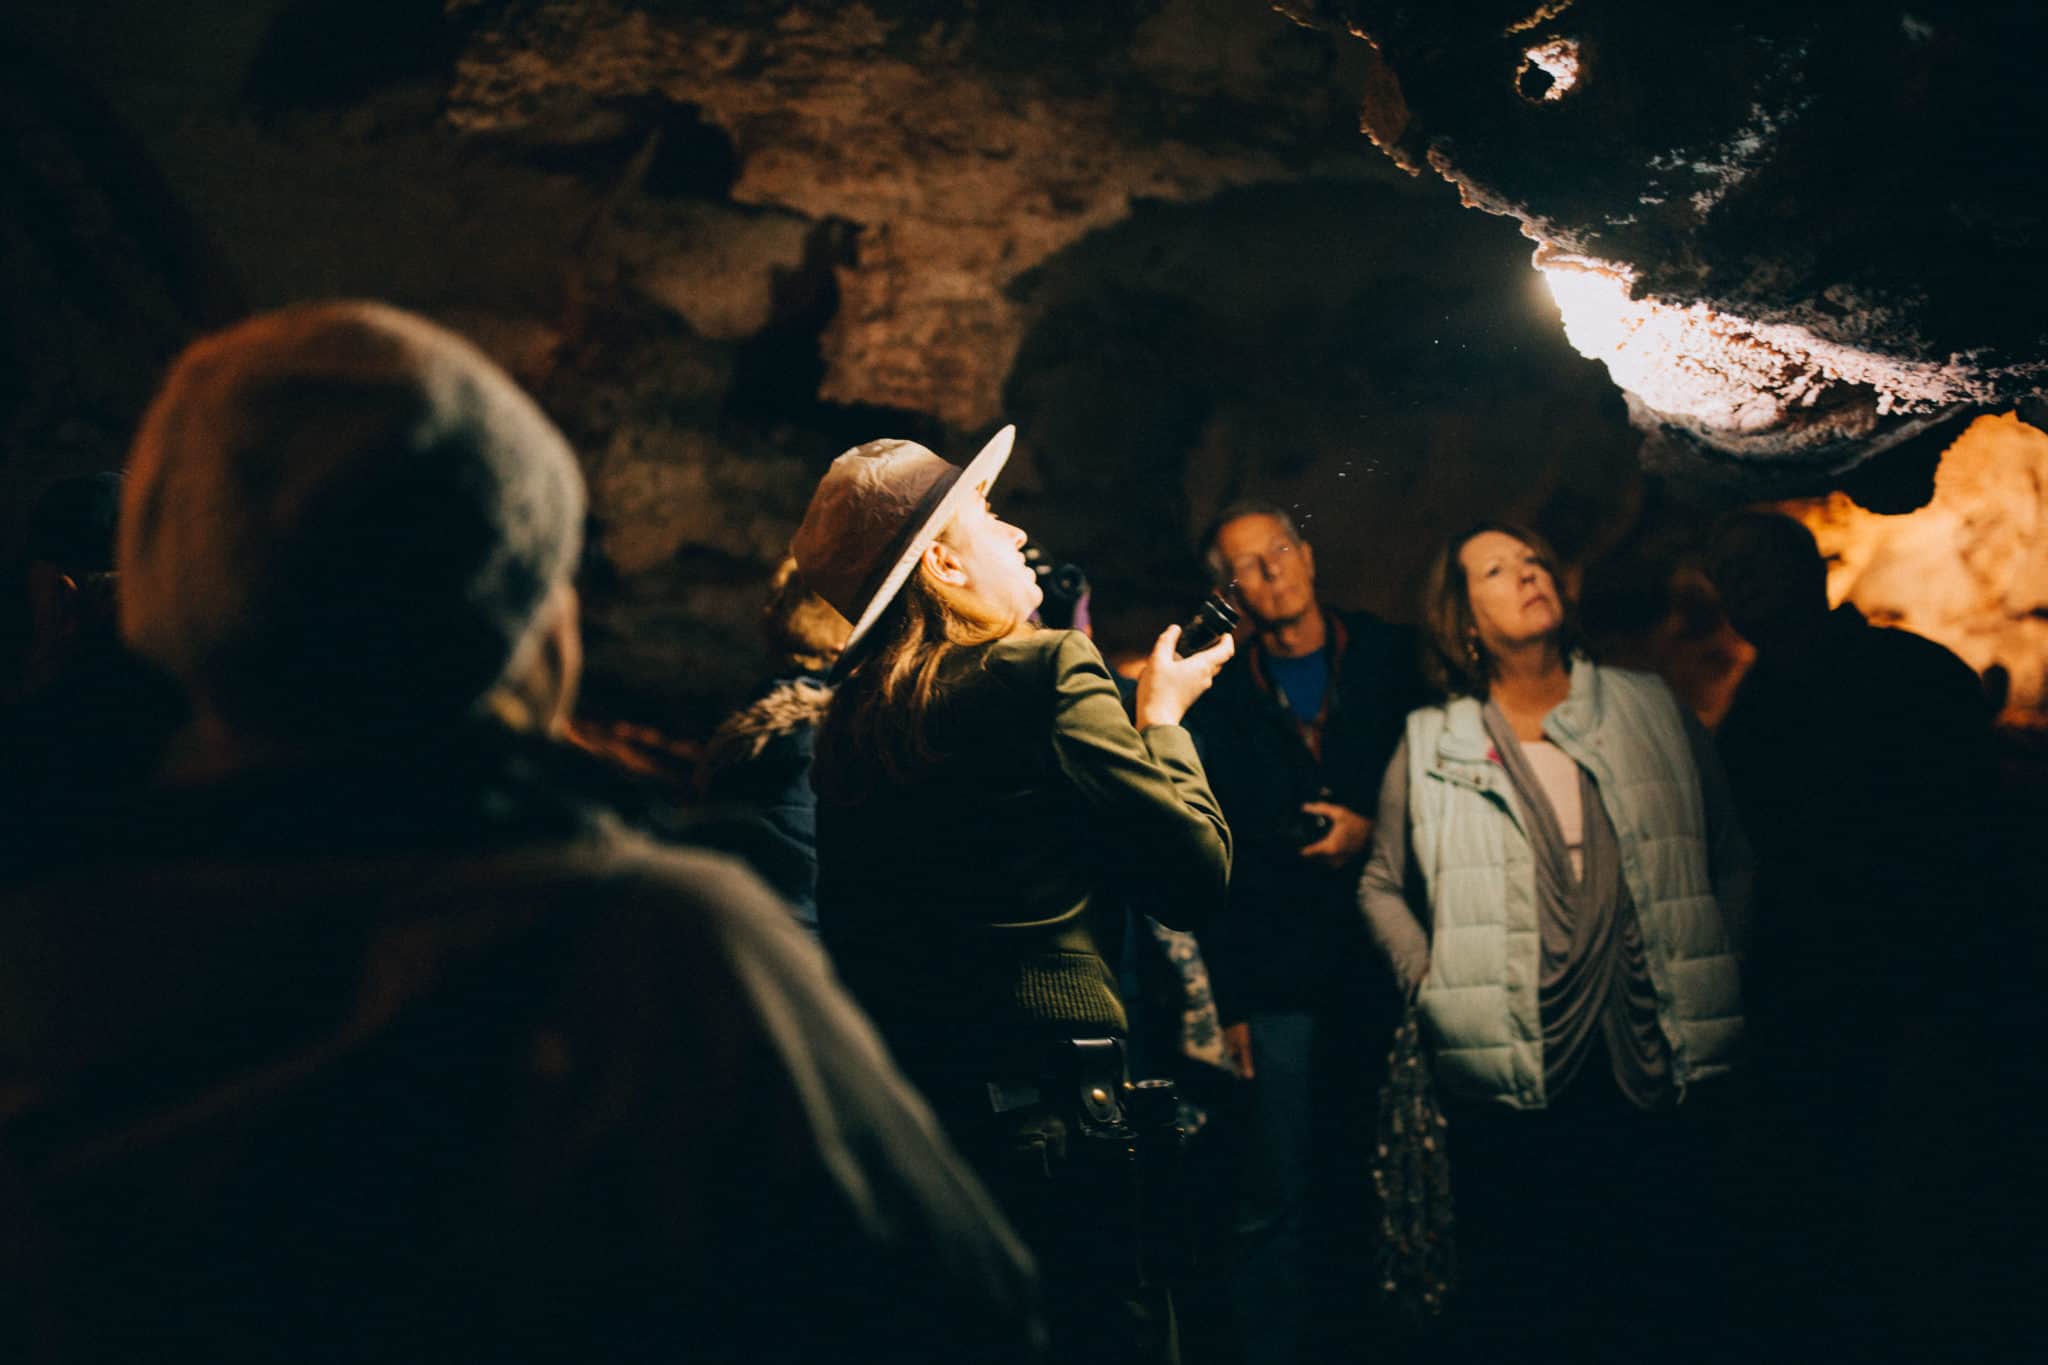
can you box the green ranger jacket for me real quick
[817,629,1232,1079]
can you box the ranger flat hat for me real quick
[790,425,1015,670]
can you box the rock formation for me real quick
[1276,0,2048,488]
[441,0,1404,431]
[1786,414,2048,722]
[8,0,1648,725]
[16,0,2042,726]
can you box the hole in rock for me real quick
[1517,38,1582,103]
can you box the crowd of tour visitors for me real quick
[0,300,2028,1364]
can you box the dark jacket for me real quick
[1716,605,1995,1057]
[0,730,1042,1364]
[697,673,834,934]
[1184,607,1425,1022]
[816,630,1231,1081]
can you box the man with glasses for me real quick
[1184,500,1425,1365]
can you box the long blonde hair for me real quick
[812,538,1022,802]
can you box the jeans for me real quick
[1228,1011,1314,1365]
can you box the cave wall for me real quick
[5,0,1645,729]
[17,0,2041,734]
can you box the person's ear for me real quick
[1298,539,1316,584]
[537,583,582,736]
[924,537,970,589]
[488,582,582,738]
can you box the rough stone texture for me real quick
[11,0,2048,730]
[8,0,1650,729]
[994,177,1642,646]
[535,305,833,721]
[1276,0,2048,484]
[1784,413,2048,723]
[443,0,1392,430]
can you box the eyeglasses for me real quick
[1226,541,1299,581]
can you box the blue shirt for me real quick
[1264,648,1329,722]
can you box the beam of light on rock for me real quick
[1535,250,1996,447]
[1537,255,1795,434]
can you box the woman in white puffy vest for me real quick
[1359,520,1751,1363]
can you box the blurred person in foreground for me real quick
[0,301,1041,1364]
[1359,521,1751,1364]
[797,428,1233,1365]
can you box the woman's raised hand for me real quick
[1134,625,1234,730]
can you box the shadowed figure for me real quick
[1704,511,2015,1361]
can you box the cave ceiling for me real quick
[1275,0,2048,488]
[11,0,2045,721]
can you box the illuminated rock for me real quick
[1783,414,2048,721]
[1277,0,2048,480]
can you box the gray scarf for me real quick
[1483,704,1674,1109]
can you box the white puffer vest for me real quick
[1406,661,1743,1109]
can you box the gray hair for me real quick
[1200,498,1305,587]
[120,301,586,738]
